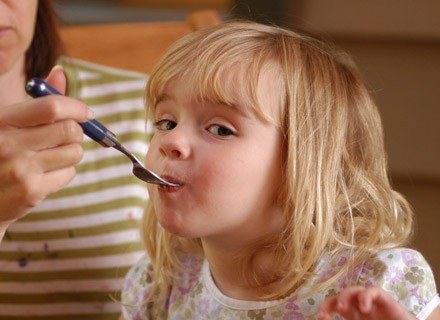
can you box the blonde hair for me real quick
[141,20,413,305]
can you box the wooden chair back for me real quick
[59,10,220,74]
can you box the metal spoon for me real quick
[25,78,178,187]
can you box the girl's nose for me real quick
[158,129,191,160]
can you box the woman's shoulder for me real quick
[58,56,147,80]
[358,247,439,318]
[57,56,148,100]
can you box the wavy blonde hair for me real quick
[141,20,413,306]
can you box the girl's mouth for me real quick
[158,175,183,193]
[0,27,11,36]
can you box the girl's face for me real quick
[0,0,38,75]
[146,68,285,249]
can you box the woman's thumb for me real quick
[45,65,67,95]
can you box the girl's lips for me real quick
[158,184,182,193]
[0,26,12,30]
[0,27,11,36]
[161,174,183,185]
[159,175,184,193]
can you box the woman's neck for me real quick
[0,56,28,108]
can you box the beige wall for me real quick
[290,0,440,288]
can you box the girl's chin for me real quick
[157,212,187,236]
[157,216,202,238]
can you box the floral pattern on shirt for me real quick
[121,248,439,319]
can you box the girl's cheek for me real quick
[145,143,157,165]
[145,150,154,164]
[146,135,164,165]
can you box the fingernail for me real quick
[52,64,64,72]
[87,108,95,120]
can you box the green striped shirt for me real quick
[0,58,149,319]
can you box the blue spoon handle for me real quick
[25,78,118,148]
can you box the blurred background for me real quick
[54,0,440,288]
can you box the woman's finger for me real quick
[45,65,67,95]
[12,119,84,152]
[32,143,84,173]
[39,166,78,194]
[2,95,92,128]
[0,165,77,221]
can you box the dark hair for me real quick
[25,0,62,78]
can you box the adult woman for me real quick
[0,1,148,318]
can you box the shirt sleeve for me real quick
[357,248,439,320]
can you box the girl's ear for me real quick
[45,65,67,95]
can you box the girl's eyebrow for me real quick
[155,93,173,106]
[224,103,248,118]
[154,93,249,119]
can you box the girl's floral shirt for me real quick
[121,248,439,319]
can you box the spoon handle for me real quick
[25,78,119,148]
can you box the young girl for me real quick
[121,21,439,319]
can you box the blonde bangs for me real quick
[146,23,285,125]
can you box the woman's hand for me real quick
[0,66,92,228]
[318,286,416,320]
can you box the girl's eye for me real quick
[207,124,235,137]
[154,119,177,131]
